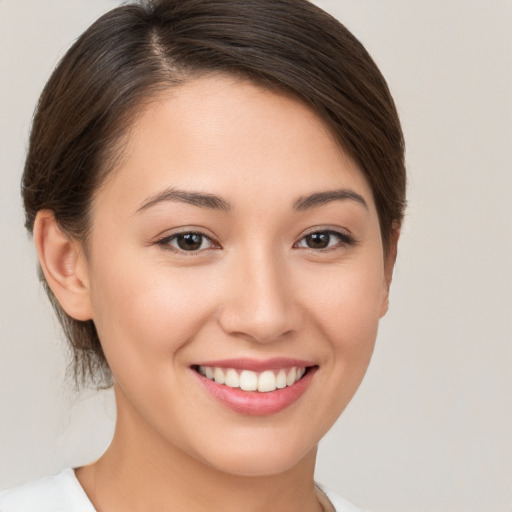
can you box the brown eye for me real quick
[159,232,216,252]
[176,233,204,251]
[304,232,331,249]
[295,230,355,250]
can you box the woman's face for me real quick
[83,75,390,476]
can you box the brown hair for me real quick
[22,0,406,387]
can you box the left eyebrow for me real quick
[293,188,368,211]
[135,187,232,214]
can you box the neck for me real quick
[76,386,324,512]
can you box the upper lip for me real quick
[192,357,317,372]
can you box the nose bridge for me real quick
[218,242,301,343]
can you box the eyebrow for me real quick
[135,186,368,214]
[135,187,232,213]
[293,188,368,211]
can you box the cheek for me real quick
[311,259,385,346]
[307,258,384,399]
[88,257,218,377]
[273,257,385,439]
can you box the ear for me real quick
[33,210,93,321]
[379,223,401,318]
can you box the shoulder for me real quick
[0,469,96,512]
[317,483,368,512]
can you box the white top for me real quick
[0,469,365,512]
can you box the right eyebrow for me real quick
[134,187,232,214]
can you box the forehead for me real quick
[95,75,374,214]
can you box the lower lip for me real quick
[193,367,317,416]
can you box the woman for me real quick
[0,0,405,510]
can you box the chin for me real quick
[193,434,318,478]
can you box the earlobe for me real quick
[380,223,401,318]
[33,210,92,321]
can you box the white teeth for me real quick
[258,370,277,392]
[225,368,240,388]
[286,367,297,386]
[239,370,258,391]
[198,365,308,393]
[214,367,225,385]
[276,369,287,389]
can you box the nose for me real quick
[217,248,303,343]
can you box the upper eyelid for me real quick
[159,231,218,246]
[296,227,356,243]
[299,226,352,238]
[156,226,217,242]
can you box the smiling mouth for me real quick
[192,365,313,393]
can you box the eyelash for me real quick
[156,229,357,255]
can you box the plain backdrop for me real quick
[1,1,511,511]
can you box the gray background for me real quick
[1,1,511,511]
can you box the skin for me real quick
[35,75,397,512]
